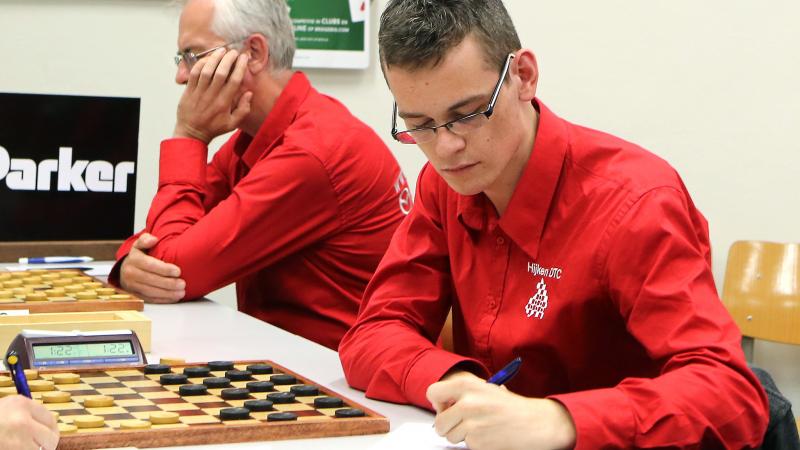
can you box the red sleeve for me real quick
[136,137,341,299]
[339,166,488,410]
[109,139,237,288]
[550,187,768,449]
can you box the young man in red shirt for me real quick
[110,0,409,350]
[339,0,769,447]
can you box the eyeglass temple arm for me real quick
[485,54,515,117]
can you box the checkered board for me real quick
[0,269,143,313]
[9,360,388,449]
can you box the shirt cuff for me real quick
[549,388,634,450]
[159,138,208,187]
[107,257,125,288]
[403,348,489,410]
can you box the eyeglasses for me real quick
[174,38,245,70]
[391,53,515,145]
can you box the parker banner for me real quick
[0,93,139,241]
[288,0,369,69]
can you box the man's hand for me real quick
[174,47,253,144]
[427,371,577,450]
[120,233,186,304]
[0,395,59,450]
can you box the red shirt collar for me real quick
[232,71,313,168]
[457,99,568,259]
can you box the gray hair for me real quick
[211,0,296,71]
[379,0,521,71]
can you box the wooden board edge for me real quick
[0,299,144,313]
[57,417,390,449]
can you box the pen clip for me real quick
[5,350,32,398]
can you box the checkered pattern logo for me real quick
[525,278,549,319]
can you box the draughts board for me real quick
[0,269,143,313]
[0,360,388,449]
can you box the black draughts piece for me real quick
[219,407,251,421]
[208,361,235,371]
[266,392,295,404]
[143,364,171,374]
[246,364,273,374]
[203,377,231,389]
[267,412,298,421]
[269,374,297,385]
[179,384,208,396]
[243,399,273,411]
[225,370,253,381]
[289,385,319,397]
[160,374,188,385]
[220,388,250,400]
[246,381,274,392]
[183,366,211,378]
[335,408,366,418]
[314,396,344,408]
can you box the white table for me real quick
[143,299,433,449]
[1,262,436,449]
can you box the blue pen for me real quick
[5,351,32,398]
[487,357,523,385]
[18,256,94,264]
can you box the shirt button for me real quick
[496,236,505,245]
[489,299,496,308]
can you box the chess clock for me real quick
[5,330,147,370]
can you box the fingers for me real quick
[3,397,60,450]
[120,246,185,302]
[28,400,57,432]
[443,419,469,445]
[427,381,456,413]
[192,48,239,99]
[210,49,241,92]
[188,47,224,93]
[129,245,181,278]
[132,232,159,250]
[220,53,248,100]
[121,266,185,302]
[427,374,480,413]
[433,402,464,438]
[29,420,59,450]
[230,91,253,126]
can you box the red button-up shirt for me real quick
[113,72,409,350]
[339,100,767,448]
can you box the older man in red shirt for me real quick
[110,0,408,350]
[338,0,769,448]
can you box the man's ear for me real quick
[514,49,538,102]
[245,33,270,73]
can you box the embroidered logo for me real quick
[527,262,562,280]
[393,172,412,215]
[525,278,549,319]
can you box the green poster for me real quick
[287,0,369,69]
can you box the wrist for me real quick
[173,123,210,144]
[546,399,577,449]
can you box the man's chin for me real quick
[444,180,483,197]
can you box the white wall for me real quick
[2,0,799,410]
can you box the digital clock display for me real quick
[32,341,134,360]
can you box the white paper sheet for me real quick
[368,423,468,450]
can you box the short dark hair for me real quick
[379,0,521,71]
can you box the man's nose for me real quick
[433,127,467,159]
[175,62,190,85]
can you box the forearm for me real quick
[551,349,767,448]
[340,320,488,409]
